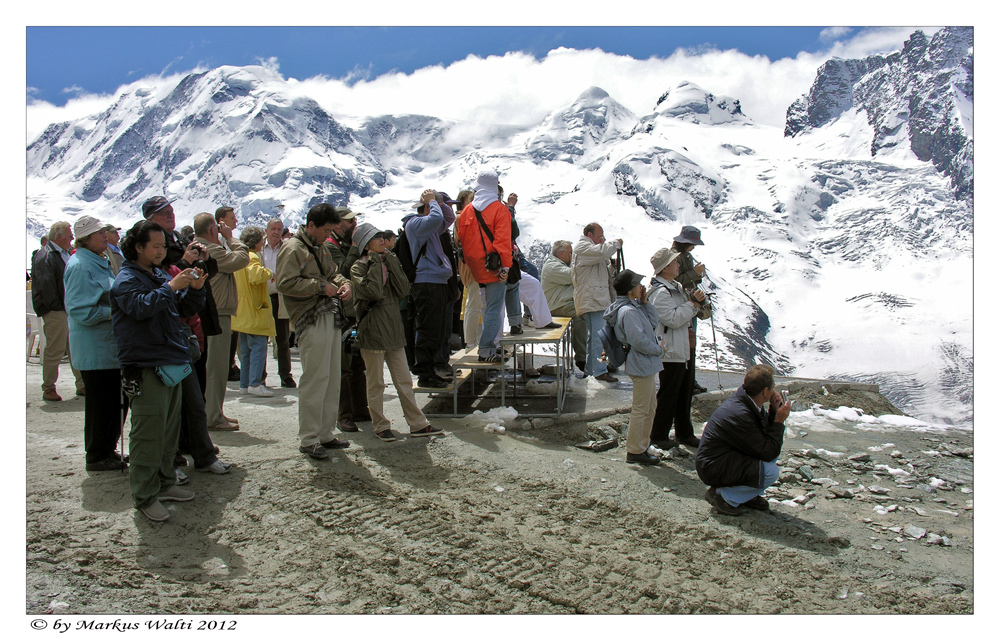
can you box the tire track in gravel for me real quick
[248,452,932,614]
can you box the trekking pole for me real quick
[120,387,128,475]
[616,246,625,273]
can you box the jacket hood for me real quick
[472,169,500,211]
[603,295,633,323]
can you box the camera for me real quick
[781,390,789,404]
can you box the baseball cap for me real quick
[74,215,109,239]
[142,196,175,218]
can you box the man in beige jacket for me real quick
[276,204,354,460]
[571,223,622,383]
[194,212,249,430]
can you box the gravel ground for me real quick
[24,351,973,617]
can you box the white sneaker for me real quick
[248,385,274,397]
[238,387,248,395]
[195,459,231,474]
[647,444,665,459]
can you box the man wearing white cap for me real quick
[31,220,85,401]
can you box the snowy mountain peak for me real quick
[525,86,635,163]
[652,81,748,125]
[785,27,973,202]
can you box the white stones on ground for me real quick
[925,533,943,546]
[848,453,871,462]
[904,525,927,539]
[810,477,839,486]
[933,509,960,517]
[797,465,814,481]
[874,464,910,477]
[562,459,575,469]
[960,487,973,494]
[869,486,891,495]
[906,506,929,517]
[830,488,855,499]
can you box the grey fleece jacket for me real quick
[603,296,663,378]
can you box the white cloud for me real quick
[26,26,933,143]
[819,26,854,42]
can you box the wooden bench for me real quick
[413,346,510,416]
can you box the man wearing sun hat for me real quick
[647,246,708,451]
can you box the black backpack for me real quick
[394,219,428,282]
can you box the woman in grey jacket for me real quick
[603,269,663,466]
[351,223,444,442]
[647,248,708,449]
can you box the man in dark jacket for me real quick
[695,364,790,515]
[325,206,369,432]
[31,221,85,401]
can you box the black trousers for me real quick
[81,369,123,463]
[410,282,450,377]
[261,293,292,382]
[650,360,695,442]
[177,365,218,468]
[339,346,369,420]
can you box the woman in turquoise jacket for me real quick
[63,216,124,472]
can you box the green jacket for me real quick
[325,235,362,318]
[276,228,351,328]
[350,250,410,352]
[675,250,702,290]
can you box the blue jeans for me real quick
[582,310,608,377]
[717,458,780,507]
[238,333,268,388]
[478,281,523,357]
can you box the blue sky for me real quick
[28,26,854,107]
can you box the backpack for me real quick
[598,310,630,369]
[393,219,428,282]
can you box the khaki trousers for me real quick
[297,313,342,446]
[41,310,83,393]
[129,368,183,508]
[204,315,231,426]
[360,348,430,433]
[626,374,657,455]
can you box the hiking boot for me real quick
[43,389,62,402]
[337,418,359,432]
[417,375,448,389]
[626,452,661,466]
[173,453,188,468]
[541,322,561,329]
[410,425,445,437]
[509,325,523,335]
[299,443,329,460]
[679,435,702,449]
[575,361,586,373]
[138,499,170,522]
[85,457,127,472]
[606,364,619,373]
[228,366,241,382]
[652,439,679,451]
[741,495,771,511]
[595,373,619,383]
[375,430,398,442]
[478,353,503,364]
[693,381,708,394]
[434,367,454,380]
[280,377,297,388]
[705,487,744,516]
[320,437,351,450]
[158,485,195,502]
[195,460,231,475]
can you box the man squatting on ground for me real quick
[695,364,791,516]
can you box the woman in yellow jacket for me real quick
[233,226,276,396]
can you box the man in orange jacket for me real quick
[456,169,522,362]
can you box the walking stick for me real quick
[616,246,625,273]
[707,304,723,391]
[120,387,129,474]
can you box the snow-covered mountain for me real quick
[25,28,973,427]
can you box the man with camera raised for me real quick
[695,364,791,515]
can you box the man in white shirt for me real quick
[260,217,295,387]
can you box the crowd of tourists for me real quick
[30,168,790,521]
